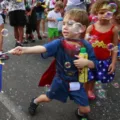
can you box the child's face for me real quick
[62,17,85,39]
[54,6,61,13]
[98,9,113,22]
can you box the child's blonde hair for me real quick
[64,9,89,27]
[90,0,120,15]
[55,1,64,9]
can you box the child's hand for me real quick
[53,18,57,22]
[73,55,88,69]
[78,68,82,73]
[108,63,115,74]
[9,46,24,55]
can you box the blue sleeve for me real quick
[81,39,98,69]
[41,39,61,59]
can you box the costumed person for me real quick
[10,9,98,120]
[111,8,120,60]
[84,0,119,100]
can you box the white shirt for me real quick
[8,0,25,12]
[47,10,61,28]
[67,0,84,6]
[0,0,9,13]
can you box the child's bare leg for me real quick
[76,105,90,119]
[79,106,90,114]
[84,80,96,100]
[34,94,51,103]
[28,94,51,115]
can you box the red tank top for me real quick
[90,25,114,60]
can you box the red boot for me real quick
[88,90,96,100]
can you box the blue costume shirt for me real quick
[42,38,97,82]
[41,38,97,105]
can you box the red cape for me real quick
[38,59,56,86]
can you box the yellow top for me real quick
[41,5,47,8]
[16,0,23,2]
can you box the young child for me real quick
[85,0,119,100]
[47,1,64,41]
[111,10,120,60]
[10,9,97,120]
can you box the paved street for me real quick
[0,20,120,120]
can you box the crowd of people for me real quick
[0,0,120,120]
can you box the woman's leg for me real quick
[18,26,24,43]
[36,20,42,40]
[0,24,4,51]
[41,14,47,38]
[0,22,9,60]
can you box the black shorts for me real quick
[9,10,26,27]
[26,9,37,34]
[26,23,33,34]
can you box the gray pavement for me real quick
[0,20,120,120]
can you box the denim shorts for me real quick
[46,76,89,106]
[36,12,45,20]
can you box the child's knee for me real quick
[37,94,51,102]
[79,106,90,114]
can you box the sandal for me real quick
[31,39,36,43]
[38,36,42,40]
[0,54,9,60]
[23,40,28,44]
[42,33,47,38]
